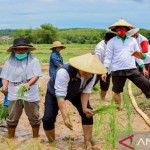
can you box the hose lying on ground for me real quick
[128,81,150,127]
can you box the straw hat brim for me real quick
[7,45,36,52]
[50,46,66,50]
[126,28,140,37]
[69,53,107,74]
[108,19,134,30]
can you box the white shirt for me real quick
[95,40,111,74]
[8,81,40,102]
[95,40,106,64]
[104,36,144,71]
[54,68,96,97]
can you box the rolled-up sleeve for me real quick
[55,68,70,97]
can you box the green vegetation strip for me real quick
[93,104,117,115]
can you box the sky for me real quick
[0,0,149,30]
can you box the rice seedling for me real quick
[93,104,117,115]
[123,81,133,133]
[16,84,29,110]
[67,111,73,130]
[66,136,73,150]
[0,104,8,121]
[38,86,43,93]
[93,84,99,92]
[17,85,29,99]
[93,111,105,138]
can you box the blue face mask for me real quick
[15,53,28,60]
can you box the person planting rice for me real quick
[0,38,42,138]
[42,53,106,149]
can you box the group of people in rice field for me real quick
[0,18,150,149]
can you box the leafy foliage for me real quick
[59,28,107,44]
[0,25,150,44]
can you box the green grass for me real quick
[0,44,95,64]
[0,105,8,121]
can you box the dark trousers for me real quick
[42,91,93,130]
[94,74,111,91]
[112,69,150,98]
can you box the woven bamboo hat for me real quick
[50,41,66,50]
[108,18,134,31]
[69,53,107,74]
[126,28,140,36]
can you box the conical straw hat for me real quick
[109,18,134,30]
[69,53,107,74]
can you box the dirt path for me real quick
[0,63,149,150]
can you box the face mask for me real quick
[116,29,126,37]
[15,53,28,60]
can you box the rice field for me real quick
[0,44,149,150]
[0,44,95,63]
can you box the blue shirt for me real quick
[49,49,63,77]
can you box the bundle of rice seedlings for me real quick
[67,111,73,130]
[0,104,8,120]
[17,85,29,98]
[93,104,117,115]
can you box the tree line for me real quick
[0,24,150,44]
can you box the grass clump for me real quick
[0,105,8,121]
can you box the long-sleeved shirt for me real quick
[95,40,106,64]
[49,49,63,77]
[95,40,111,74]
[104,36,144,71]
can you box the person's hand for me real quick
[142,68,149,78]
[131,51,143,59]
[1,86,7,94]
[64,117,73,130]
[101,73,107,82]
[83,108,94,118]
[23,83,30,91]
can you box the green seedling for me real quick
[0,105,8,120]
[93,105,117,115]
[17,85,29,98]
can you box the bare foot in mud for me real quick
[83,140,101,150]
